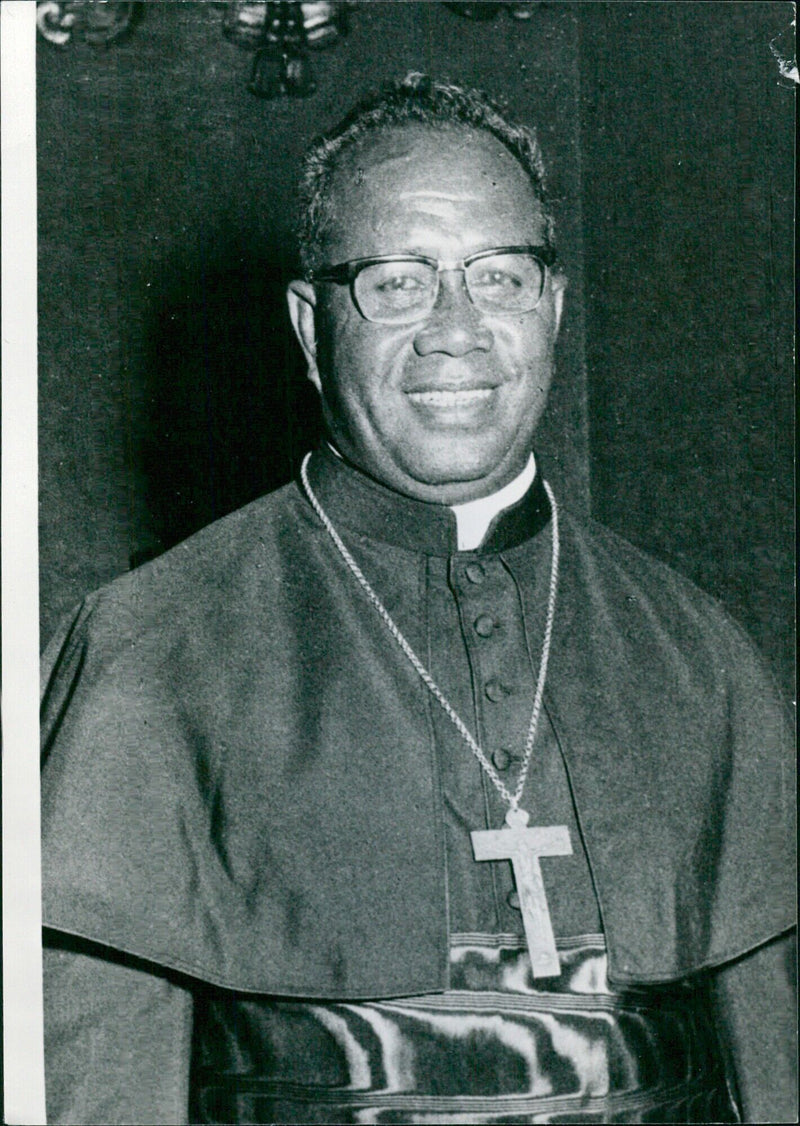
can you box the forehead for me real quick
[322,125,544,259]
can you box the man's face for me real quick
[288,126,565,504]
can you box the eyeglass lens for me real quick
[353,252,546,324]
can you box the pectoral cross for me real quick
[471,809,572,979]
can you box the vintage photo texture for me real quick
[30,2,795,1123]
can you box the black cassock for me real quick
[41,448,796,1123]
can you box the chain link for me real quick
[300,453,559,814]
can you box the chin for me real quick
[397,446,514,491]
[407,434,508,474]
[408,463,490,487]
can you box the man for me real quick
[41,76,795,1124]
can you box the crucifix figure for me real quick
[471,809,572,978]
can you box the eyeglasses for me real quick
[308,245,557,325]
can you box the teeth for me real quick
[408,388,493,407]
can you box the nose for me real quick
[412,270,494,357]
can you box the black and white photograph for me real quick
[3,1,796,1122]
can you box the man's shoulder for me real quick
[44,479,313,658]
[564,511,729,611]
[558,511,773,675]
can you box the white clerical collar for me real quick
[325,443,536,551]
[450,455,536,550]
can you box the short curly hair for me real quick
[296,73,555,273]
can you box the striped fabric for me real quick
[192,935,740,1123]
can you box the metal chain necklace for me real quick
[300,452,571,978]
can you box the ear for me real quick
[551,272,567,337]
[287,280,321,393]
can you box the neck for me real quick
[319,443,547,556]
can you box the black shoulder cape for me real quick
[41,454,795,996]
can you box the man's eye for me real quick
[375,273,426,293]
[471,268,523,290]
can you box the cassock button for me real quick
[474,613,496,638]
[492,748,513,771]
[485,679,511,702]
[507,890,521,910]
[465,563,485,584]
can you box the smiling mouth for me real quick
[406,388,495,408]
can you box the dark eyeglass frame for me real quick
[307,244,558,323]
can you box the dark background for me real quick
[38,1,794,696]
